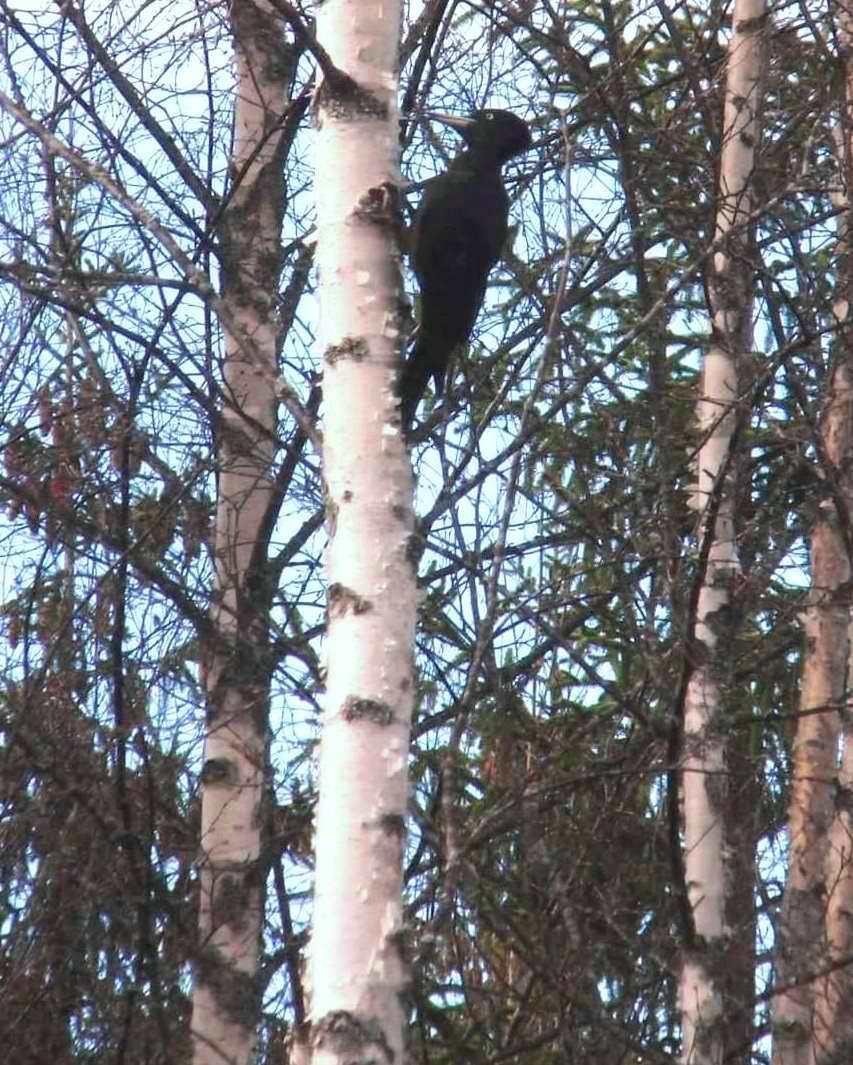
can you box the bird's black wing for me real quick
[400,167,510,430]
[414,213,496,356]
[399,216,496,429]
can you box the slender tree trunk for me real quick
[681,3,766,1062]
[191,5,290,1063]
[308,3,414,1064]
[772,357,851,1065]
[784,13,853,1057]
[816,23,853,1060]
[722,724,761,1063]
[813,655,853,1062]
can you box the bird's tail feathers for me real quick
[400,330,456,431]
[400,339,433,430]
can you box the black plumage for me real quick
[400,109,532,430]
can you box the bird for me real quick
[399,109,532,430]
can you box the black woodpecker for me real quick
[399,109,532,430]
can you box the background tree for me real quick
[0,2,851,1064]
[679,3,766,1061]
[190,1,297,1062]
[774,6,853,1062]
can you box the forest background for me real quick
[0,0,851,1063]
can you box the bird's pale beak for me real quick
[422,112,475,132]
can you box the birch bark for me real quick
[681,3,766,1061]
[191,5,290,1063]
[309,2,415,1063]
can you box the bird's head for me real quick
[424,108,532,165]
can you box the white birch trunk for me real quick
[191,5,288,1063]
[309,3,415,1064]
[681,3,765,1061]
